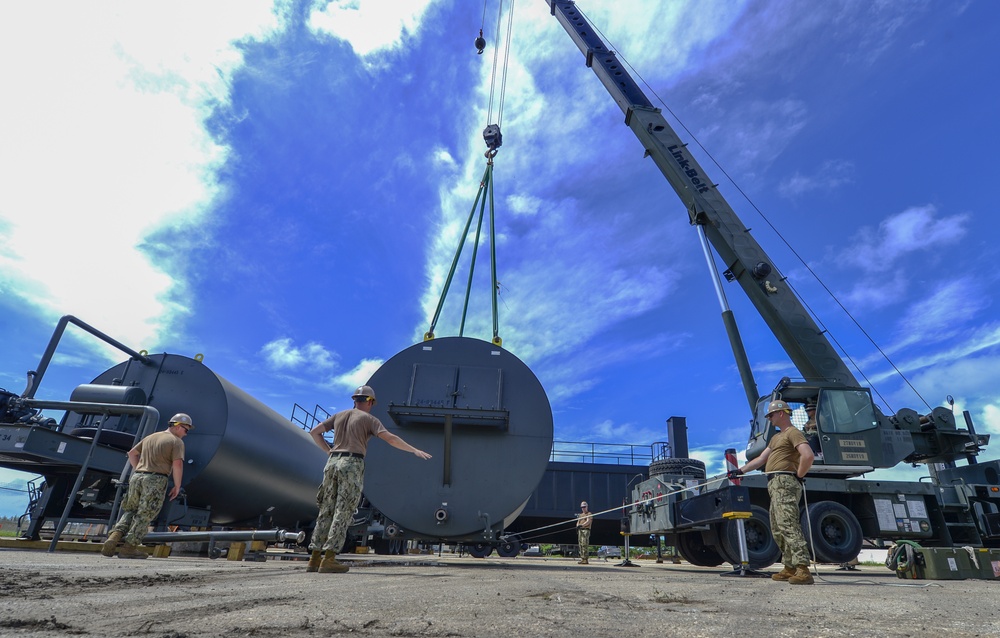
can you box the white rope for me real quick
[502,474,731,541]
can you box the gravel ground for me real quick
[1,549,998,637]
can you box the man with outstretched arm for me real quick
[307,385,432,574]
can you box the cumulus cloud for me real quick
[980,402,1000,437]
[260,337,338,372]
[507,193,542,217]
[0,1,279,356]
[334,358,384,391]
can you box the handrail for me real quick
[19,399,160,552]
[22,315,152,399]
[549,440,653,466]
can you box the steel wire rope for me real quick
[459,165,492,336]
[574,8,928,414]
[494,0,516,130]
[484,0,504,124]
[507,470,939,587]
[426,2,516,343]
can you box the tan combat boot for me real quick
[577,559,589,565]
[118,543,148,559]
[101,531,123,557]
[318,552,349,574]
[771,565,796,581]
[306,551,322,572]
[788,565,814,585]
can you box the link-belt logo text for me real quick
[668,145,710,194]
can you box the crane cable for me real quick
[486,0,516,130]
[503,471,939,588]
[424,1,516,347]
[574,7,926,415]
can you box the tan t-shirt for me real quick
[133,430,185,475]
[577,512,593,529]
[322,409,389,457]
[764,426,808,473]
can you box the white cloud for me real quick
[844,205,968,274]
[507,193,542,217]
[334,358,384,393]
[840,271,909,311]
[260,337,338,372]
[980,402,1000,437]
[308,0,436,58]
[432,147,458,171]
[0,1,279,356]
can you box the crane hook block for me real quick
[475,33,486,55]
[483,124,502,150]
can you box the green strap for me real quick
[425,164,490,339]
[460,165,491,336]
[425,159,503,346]
[488,162,501,345]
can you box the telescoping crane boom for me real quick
[542,0,987,476]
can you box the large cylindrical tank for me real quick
[364,337,553,539]
[88,353,326,527]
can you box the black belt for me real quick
[329,451,364,459]
[135,471,168,477]
[767,472,796,482]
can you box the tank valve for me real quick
[385,523,401,538]
[434,507,449,523]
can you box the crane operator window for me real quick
[817,389,878,435]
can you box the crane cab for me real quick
[745,382,915,477]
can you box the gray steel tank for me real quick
[86,353,326,527]
[363,336,553,539]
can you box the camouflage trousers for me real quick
[311,456,365,554]
[112,473,168,545]
[768,473,810,567]
[578,528,591,560]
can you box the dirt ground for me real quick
[1,549,998,638]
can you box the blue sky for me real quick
[2,0,999,517]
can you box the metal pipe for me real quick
[143,529,305,544]
[23,315,152,399]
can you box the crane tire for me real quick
[800,501,863,564]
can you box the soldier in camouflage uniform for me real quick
[575,501,593,564]
[308,385,432,574]
[729,399,815,584]
[102,413,192,559]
